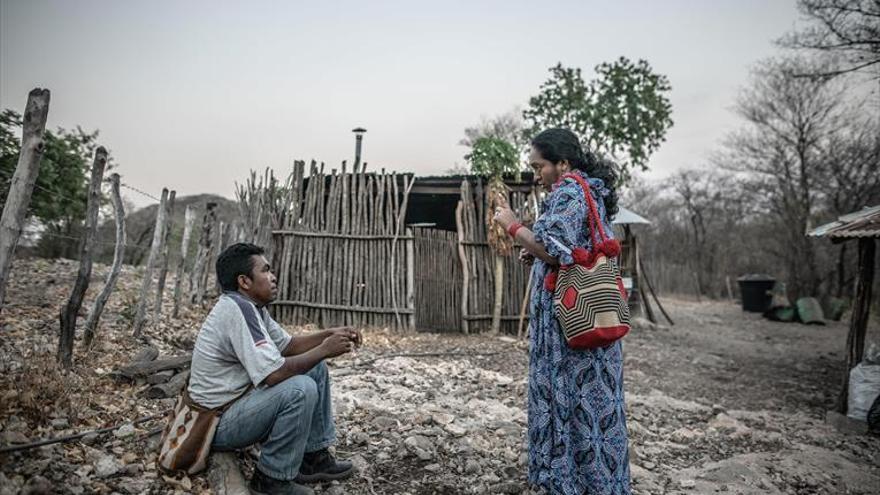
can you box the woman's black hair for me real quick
[531,128,619,218]
[216,243,265,292]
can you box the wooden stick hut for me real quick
[809,205,880,415]
[263,165,658,334]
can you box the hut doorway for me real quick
[412,226,462,332]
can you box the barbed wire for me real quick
[0,167,85,205]
[120,182,162,203]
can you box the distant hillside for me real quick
[95,194,240,266]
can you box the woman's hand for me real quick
[493,206,518,230]
[518,248,534,266]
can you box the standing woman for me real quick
[494,128,630,495]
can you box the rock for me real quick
[444,423,467,437]
[481,473,501,484]
[113,424,136,438]
[630,464,661,492]
[403,434,433,452]
[0,472,17,495]
[431,412,454,425]
[424,463,442,472]
[403,435,434,460]
[122,463,143,476]
[672,427,704,441]
[492,421,521,437]
[119,479,151,494]
[491,481,521,494]
[21,475,52,495]
[373,415,399,430]
[349,453,368,473]
[94,456,122,478]
[80,433,99,445]
[464,459,481,474]
[679,478,696,489]
[709,413,751,438]
[325,485,346,495]
[50,418,70,430]
[349,431,370,445]
[1,430,28,444]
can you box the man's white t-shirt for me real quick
[188,291,292,408]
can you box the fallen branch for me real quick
[0,414,165,454]
[131,346,160,363]
[115,355,191,380]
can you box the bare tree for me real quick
[720,57,849,299]
[668,169,745,297]
[780,0,880,79]
[460,108,527,153]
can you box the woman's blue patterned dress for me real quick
[527,170,631,495]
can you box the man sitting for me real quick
[189,243,361,495]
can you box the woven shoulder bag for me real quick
[156,383,249,475]
[552,173,630,349]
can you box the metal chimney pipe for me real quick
[352,127,366,171]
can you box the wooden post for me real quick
[172,205,196,318]
[153,191,176,322]
[405,226,415,330]
[491,255,504,334]
[133,188,169,337]
[83,173,126,348]
[517,277,532,340]
[836,237,876,413]
[636,240,657,324]
[456,201,470,334]
[0,89,50,312]
[190,203,217,307]
[58,147,108,367]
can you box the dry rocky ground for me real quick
[0,257,878,494]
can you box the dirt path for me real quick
[0,258,878,494]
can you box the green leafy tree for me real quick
[465,136,520,178]
[523,58,673,184]
[1,109,110,256]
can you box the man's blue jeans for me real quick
[212,361,337,480]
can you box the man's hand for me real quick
[320,333,354,358]
[329,326,362,348]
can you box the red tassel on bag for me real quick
[571,247,591,265]
[595,239,621,258]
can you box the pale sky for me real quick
[1,0,803,207]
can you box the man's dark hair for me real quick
[531,128,619,218]
[216,243,265,292]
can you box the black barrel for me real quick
[737,275,776,312]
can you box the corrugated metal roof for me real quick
[808,205,880,239]
[613,206,651,225]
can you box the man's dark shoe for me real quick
[249,468,314,495]
[295,448,354,483]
